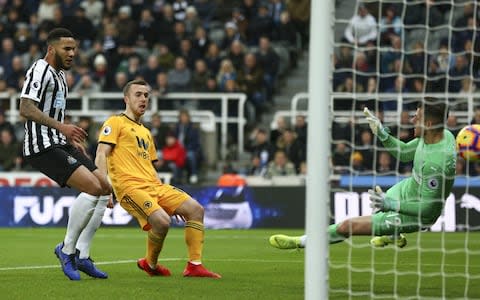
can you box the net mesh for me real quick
[329,0,480,298]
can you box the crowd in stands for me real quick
[334,1,480,111]
[0,0,310,184]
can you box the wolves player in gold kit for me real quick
[95,79,220,278]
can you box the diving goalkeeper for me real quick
[270,98,457,249]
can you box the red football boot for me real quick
[183,262,221,279]
[137,258,171,276]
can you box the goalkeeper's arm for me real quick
[363,107,417,162]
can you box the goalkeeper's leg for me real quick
[370,212,420,248]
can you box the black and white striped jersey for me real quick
[21,59,68,157]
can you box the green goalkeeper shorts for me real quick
[372,211,421,236]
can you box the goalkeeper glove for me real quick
[368,186,399,212]
[363,107,390,141]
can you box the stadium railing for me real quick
[1,92,248,161]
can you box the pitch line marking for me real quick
[0,258,303,271]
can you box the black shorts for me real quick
[25,144,97,187]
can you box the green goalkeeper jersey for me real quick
[382,129,457,224]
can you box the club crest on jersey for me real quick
[143,201,152,209]
[31,81,40,91]
[102,126,112,136]
[427,178,439,190]
[67,155,77,165]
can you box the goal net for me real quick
[329,0,480,298]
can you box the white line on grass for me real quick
[0,258,303,272]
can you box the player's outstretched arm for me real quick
[364,107,417,162]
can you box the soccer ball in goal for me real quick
[456,124,480,162]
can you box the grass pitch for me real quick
[0,228,479,299]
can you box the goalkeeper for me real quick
[270,98,457,249]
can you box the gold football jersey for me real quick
[98,114,161,197]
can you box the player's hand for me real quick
[60,123,88,143]
[71,140,89,157]
[363,107,389,141]
[368,186,399,212]
[107,194,114,209]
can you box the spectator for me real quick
[184,6,201,36]
[0,128,21,171]
[0,38,17,79]
[193,0,217,29]
[269,0,286,27]
[294,115,307,146]
[246,1,274,46]
[13,22,33,54]
[247,154,266,176]
[192,26,210,56]
[217,59,237,92]
[227,40,246,71]
[351,151,365,173]
[406,41,429,76]
[116,5,138,47]
[273,11,298,68]
[72,74,101,96]
[231,6,248,39]
[6,55,25,90]
[266,150,296,177]
[153,72,169,96]
[255,36,279,104]
[80,0,104,27]
[471,106,480,125]
[191,59,211,92]
[332,142,350,174]
[343,4,377,46]
[137,9,160,49]
[270,115,288,145]
[156,4,176,52]
[237,53,266,123]
[383,75,409,111]
[149,113,171,150]
[168,56,191,95]
[204,43,222,75]
[178,38,202,70]
[60,0,79,17]
[356,129,374,171]
[156,44,176,71]
[246,127,274,170]
[21,42,42,71]
[276,128,306,173]
[175,109,203,184]
[379,5,402,46]
[404,0,444,29]
[91,54,110,90]
[0,111,16,142]
[140,54,163,87]
[162,132,187,184]
[448,54,469,93]
[37,0,59,24]
[64,6,96,50]
[377,151,394,174]
[221,21,244,51]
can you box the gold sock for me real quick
[146,230,166,268]
[185,220,204,262]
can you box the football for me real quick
[456,124,480,162]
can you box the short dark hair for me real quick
[47,28,74,45]
[420,97,448,130]
[123,79,149,96]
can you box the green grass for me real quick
[0,228,479,300]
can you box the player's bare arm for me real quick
[20,98,87,143]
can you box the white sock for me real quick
[62,193,98,255]
[76,196,109,259]
[299,235,307,247]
